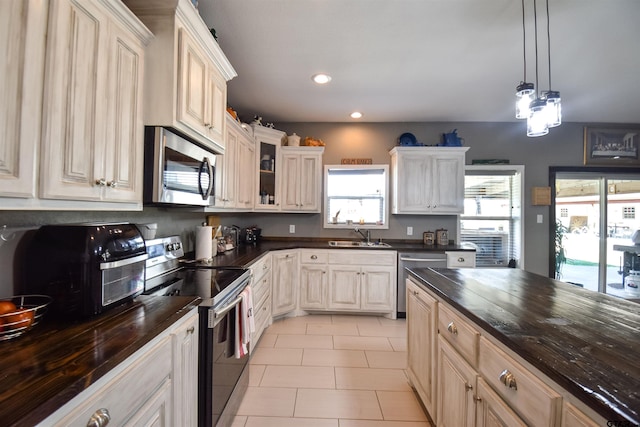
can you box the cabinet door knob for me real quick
[95,178,106,187]
[187,326,195,334]
[107,180,117,188]
[458,257,465,262]
[473,395,482,403]
[87,408,110,427]
[465,383,473,392]
[311,255,318,260]
[499,369,518,390]
[447,322,458,335]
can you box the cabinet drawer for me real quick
[438,303,479,367]
[255,295,271,330]
[54,336,172,426]
[300,249,329,264]
[446,251,476,268]
[328,250,396,266]
[252,272,271,304]
[478,336,561,427]
[249,254,272,282]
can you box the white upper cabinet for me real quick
[390,147,468,214]
[280,147,324,212]
[40,0,152,204]
[0,0,47,199]
[123,0,236,155]
[212,113,255,210]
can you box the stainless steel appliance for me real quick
[144,126,216,206]
[143,236,251,427]
[25,223,148,318]
[397,252,447,317]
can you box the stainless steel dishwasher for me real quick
[397,252,447,317]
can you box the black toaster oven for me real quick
[25,223,148,318]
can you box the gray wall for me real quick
[1,120,635,297]
[269,120,613,276]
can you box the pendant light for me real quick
[515,0,534,119]
[542,0,561,127]
[516,0,561,137]
[526,0,549,137]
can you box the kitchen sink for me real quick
[328,240,392,248]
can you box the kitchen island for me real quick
[407,267,639,426]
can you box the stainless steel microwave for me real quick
[144,127,216,206]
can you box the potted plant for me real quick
[554,220,568,279]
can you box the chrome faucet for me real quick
[354,227,370,243]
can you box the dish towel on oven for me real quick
[234,286,255,358]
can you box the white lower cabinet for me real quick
[475,378,527,427]
[300,264,328,310]
[561,402,600,427]
[249,253,272,347]
[271,250,299,317]
[478,336,561,427]
[327,250,396,316]
[437,336,478,427]
[43,308,198,427]
[407,278,438,421]
[171,311,199,427]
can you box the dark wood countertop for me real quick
[407,267,640,425]
[0,295,201,427]
[194,238,475,268]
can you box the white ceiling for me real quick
[198,0,640,124]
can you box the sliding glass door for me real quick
[552,169,640,298]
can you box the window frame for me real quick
[460,165,525,269]
[323,164,390,230]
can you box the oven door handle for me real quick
[214,295,243,319]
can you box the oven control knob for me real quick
[166,243,174,251]
[174,242,181,250]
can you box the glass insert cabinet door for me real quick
[253,125,285,210]
[553,172,640,299]
[257,141,277,207]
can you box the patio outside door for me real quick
[553,172,640,297]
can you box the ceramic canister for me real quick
[436,229,448,246]
[423,231,435,245]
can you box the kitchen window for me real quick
[323,165,389,229]
[460,165,524,268]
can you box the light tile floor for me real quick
[231,314,432,427]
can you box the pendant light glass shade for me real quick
[527,97,549,137]
[544,90,561,127]
[515,82,535,119]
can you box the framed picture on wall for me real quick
[583,127,640,166]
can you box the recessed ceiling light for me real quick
[350,112,363,119]
[311,73,332,84]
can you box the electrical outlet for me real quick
[407,226,413,236]
[537,214,543,224]
[289,224,296,233]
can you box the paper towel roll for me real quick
[196,226,213,261]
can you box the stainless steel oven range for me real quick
[143,236,251,427]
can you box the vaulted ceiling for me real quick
[198,0,640,125]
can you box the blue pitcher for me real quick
[442,129,463,146]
